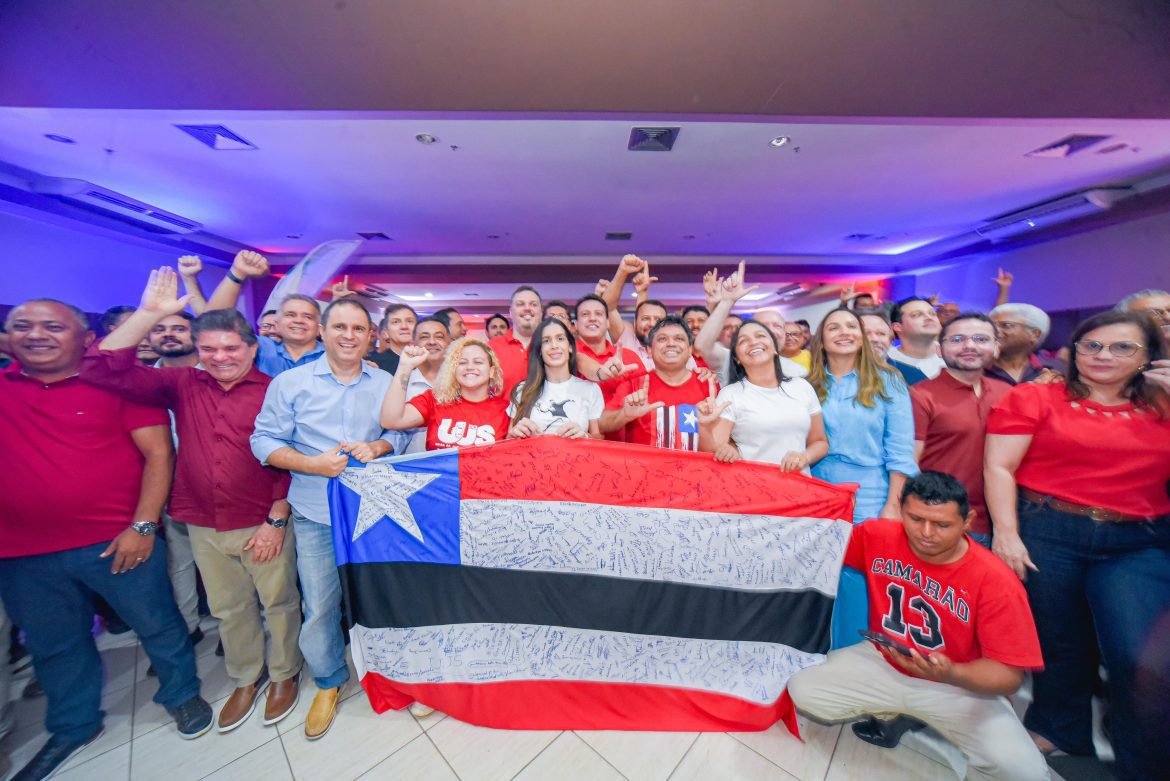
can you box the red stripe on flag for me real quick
[359,671,801,738]
[459,437,855,520]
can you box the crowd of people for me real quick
[0,251,1167,781]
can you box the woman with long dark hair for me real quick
[807,307,918,522]
[508,317,603,440]
[985,310,1170,779]
[698,320,827,471]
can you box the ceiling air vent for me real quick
[174,124,258,151]
[357,232,392,240]
[628,127,680,152]
[605,231,633,241]
[1025,134,1111,159]
[30,177,203,233]
[976,188,1132,242]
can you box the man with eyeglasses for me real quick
[910,314,1011,547]
[1117,288,1170,342]
[986,303,1051,385]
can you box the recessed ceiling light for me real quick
[416,133,438,145]
[286,233,303,239]
[682,234,696,240]
[769,136,791,148]
[44,134,76,144]
[424,292,434,298]
[486,234,500,239]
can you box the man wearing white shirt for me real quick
[887,297,945,379]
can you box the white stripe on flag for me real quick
[461,500,849,595]
[352,622,823,705]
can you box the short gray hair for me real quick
[1116,289,1169,312]
[990,303,1050,342]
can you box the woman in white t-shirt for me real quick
[508,317,604,439]
[698,321,828,472]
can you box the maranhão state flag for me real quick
[328,437,856,736]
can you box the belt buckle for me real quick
[1087,507,1114,523]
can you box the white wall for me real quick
[0,208,232,315]
[908,209,1170,313]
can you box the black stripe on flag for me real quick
[340,562,834,654]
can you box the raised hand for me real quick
[331,275,355,300]
[598,354,640,382]
[398,344,428,371]
[632,266,659,296]
[719,260,760,303]
[594,278,611,297]
[1143,359,1170,394]
[993,268,1014,289]
[839,282,857,304]
[622,375,664,420]
[696,375,730,426]
[177,255,203,278]
[139,267,191,316]
[703,268,722,310]
[230,250,270,279]
[618,254,645,277]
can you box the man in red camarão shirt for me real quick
[788,472,1049,781]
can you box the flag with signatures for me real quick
[328,437,855,734]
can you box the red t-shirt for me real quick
[987,382,1170,517]
[605,370,709,450]
[0,372,170,557]
[487,330,530,397]
[409,390,511,451]
[911,372,1012,534]
[577,340,647,442]
[846,520,1043,675]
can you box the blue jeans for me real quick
[0,541,200,743]
[1018,499,1170,780]
[292,511,350,690]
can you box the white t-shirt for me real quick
[887,346,945,379]
[704,342,808,383]
[509,376,605,434]
[716,377,822,468]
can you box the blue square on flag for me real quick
[328,451,462,567]
[677,404,699,434]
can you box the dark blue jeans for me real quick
[0,540,201,743]
[1018,499,1170,780]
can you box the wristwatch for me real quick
[266,517,290,529]
[130,521,159,536]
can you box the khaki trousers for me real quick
[787,641,1050,781]
[188,523,303,686]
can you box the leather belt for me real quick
[1018,487,1156,523]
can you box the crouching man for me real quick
[787,472,1049,781]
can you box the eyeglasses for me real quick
[941,334,995,346]
[993,321,1028,331]
[1074,340,1145,357]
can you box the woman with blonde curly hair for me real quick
[380,337,510,450]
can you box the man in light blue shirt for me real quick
[254,294,326,377]
[251,297,394,740]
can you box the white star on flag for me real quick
[337,463,441,542]
[682,409,697,428]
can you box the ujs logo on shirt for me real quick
[437,420,498,447]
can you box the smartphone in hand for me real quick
[859,630,915,657]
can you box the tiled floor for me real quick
[0,618,1063,781]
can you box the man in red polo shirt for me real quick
[489,285,543,394]
[0,298,211,780]
[911,313,1011,545]
[787,472,1048,781]
[82,267,303,734]
[600,317,709,450]
[571,294,643,440]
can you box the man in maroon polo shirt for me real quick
[911,313,1011,545]
[489,285,543,394]
[82,267,304,734]
[0,298,210,781]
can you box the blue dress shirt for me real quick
[255,335,326,378]
[812,368,918,484]
[251,355,395,524]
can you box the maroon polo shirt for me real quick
[910,370,1012,535]
[488,329,530,397]
[0,367,170,558]
[81,344,290,532]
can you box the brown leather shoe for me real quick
[304,686,340,740]
[217,671,270,733]
[263,674,300,726]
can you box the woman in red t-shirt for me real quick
[985,310,1170,779]
[380,338,510,450]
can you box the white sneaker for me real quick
[408,702,435,718]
